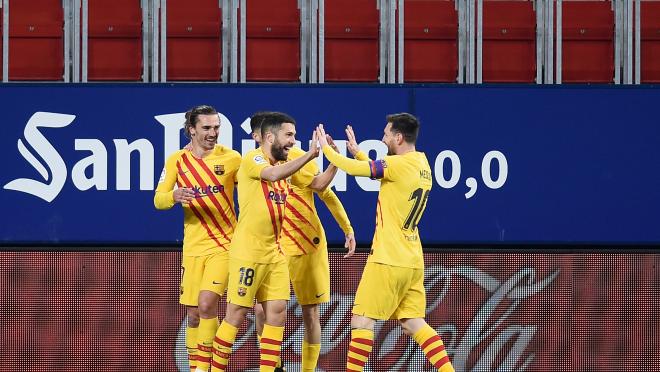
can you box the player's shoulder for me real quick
[243,147,269,165]
[165,149,188,164]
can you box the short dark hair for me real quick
[184,105,218,139]
[387,112,420,144]
[260,112,296,139]
[250,111,273,134]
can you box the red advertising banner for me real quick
[1,251,658,371]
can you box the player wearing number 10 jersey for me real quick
[316,113,454,372]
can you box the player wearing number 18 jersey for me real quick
[316,113,454,372]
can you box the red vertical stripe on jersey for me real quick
[190,155,237,220]
[376,198,384,226]
[273,181,286,230]
[261,181,280,240]
[281,228,306,254]
[177,162,231,245]
[181,154,234,230]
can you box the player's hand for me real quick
[308,128,320,158]
[345,125,360,157]
[173,187,195,204]
[316,124,330,148]
[326,134,340,152]
[343,233,356,258]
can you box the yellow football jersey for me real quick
[323,147,433,269]
[154,145,241,257]
[281,147,353,256]
[230,147,315,263]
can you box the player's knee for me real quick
[197,298,218,317]
[301,305,319,326]
[225,304,249,327]
[399,318,425,336]
[186,307,200,327]
[350,315,375,331]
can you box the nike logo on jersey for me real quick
[315,293,325,298]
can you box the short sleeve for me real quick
[291,160,318,188]
[244,151,271,180]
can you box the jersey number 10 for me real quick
[404,188,430,231]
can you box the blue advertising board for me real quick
[0,84,659,245]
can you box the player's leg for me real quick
[186,307,201,372]
[348,262,409,371]
[211,258,264,372]
[289,249,329,371]
[181,256,204,371]
[300,304,321,371]
[195,253,229,372]
[256,260,291,372]
[395,268,454,372]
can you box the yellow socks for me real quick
[346,328,374,372]
[196,317,219,371]
[260,324,284,371]
[412,324,454,372]
[211,321,238,372]
[186,326,199,371]
[301,340,321,371]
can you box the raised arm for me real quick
[316,125,382,179]
[260,130,320,182]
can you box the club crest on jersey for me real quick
[214,164,225,175]
[253,155,267,165]
[238,287,247,297]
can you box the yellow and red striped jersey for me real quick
[281,147,353,256]
[323,147,432,269]
[230,147,316,264]
[154,145,241,257]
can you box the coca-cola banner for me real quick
[1,251,658,371]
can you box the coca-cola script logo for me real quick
[174,266,559,371]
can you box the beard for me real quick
[271,141,288,161]
[386,142,396,156]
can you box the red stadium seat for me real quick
[561,1,614,83]
[640,2,660,83]
[482,1,536,82]
[1,11,3,73]
[166,0,222,81]
[87,0,143,81]
[324,0,379,82]
[402,0,458,82]
[245,0,300,81]
[9,0,64,80]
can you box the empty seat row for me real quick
[1,0,659,83]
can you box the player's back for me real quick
[370,151,432,269]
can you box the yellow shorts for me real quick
[180,252,229,306]
[227,257,291,308]
[353,262,426,320]
[287,248,330,305]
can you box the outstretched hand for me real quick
[316,124,330,148]
[308,128,320,158]
[345,125,360,157]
